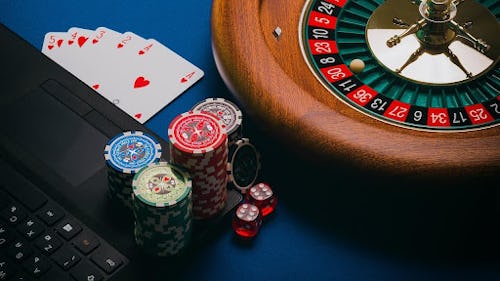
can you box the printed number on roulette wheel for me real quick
[211,0,500,178]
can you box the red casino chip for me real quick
[168,110,227,155]
[168,110,229,220]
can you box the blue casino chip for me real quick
[104,131,162,174]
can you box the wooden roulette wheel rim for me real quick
[210,0,500,178]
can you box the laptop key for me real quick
[90,246,122,274]
[35,232,62,255]
[55,219,82,241]
[0,223,14,248]
[0,204,27,225]
[70,260,104,281]
[36,204,65,226]
[21,253,51,278]
[7,239,32,262]
[73,231,100,255]
[0,255,16,280]
[51,246,81,270]
[16,218,44,240]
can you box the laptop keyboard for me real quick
[0,168,126,281]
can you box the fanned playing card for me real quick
[42,27,204,123]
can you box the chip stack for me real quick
[132,161,192,257]
[191,97,243,147]
[168,110,228,220]
[104,131,162,209]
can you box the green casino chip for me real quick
[132,161,192,208]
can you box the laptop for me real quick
[0,23,241,280]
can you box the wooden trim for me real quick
[211,0,500,178]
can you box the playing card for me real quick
[61,27,108,83]
[81,31,150,109]
[42,27,204,123]
[43,28,145,98]
[41,32,69,63]
[42,27,95,82]
[66,27,124,91]
[114,38,204,122]
[42,32,66,53]
[66,27,94,48]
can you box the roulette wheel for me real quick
[211,0,500,178]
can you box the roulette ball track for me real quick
[211,0,500,179]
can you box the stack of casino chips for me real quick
[104,131,162,210]
[132,161,193,257]
[192,98,262,194]
[168,110,228,220]
[191,97,243,147]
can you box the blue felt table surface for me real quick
[1,1,498,280]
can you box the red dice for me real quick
[232,203,262,238]
[246,182,277,217]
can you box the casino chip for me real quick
[168,110,229,220]
[104,131,162,209]
[191,97,243,146]
[227,138,261,193]
[132,161,192,257]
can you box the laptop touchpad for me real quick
[3,87,108,187]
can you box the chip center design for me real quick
[178,116,219,147]
[105,132,161,172]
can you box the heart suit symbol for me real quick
[78,36,88,47]
[134,76,150,88]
